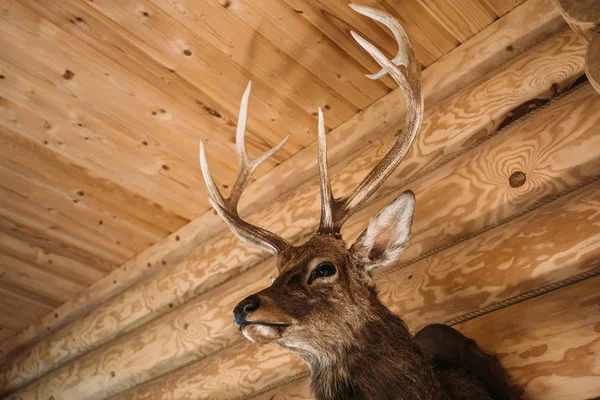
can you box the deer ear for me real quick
[349,191,415,274]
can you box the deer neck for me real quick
[306,300,442,400]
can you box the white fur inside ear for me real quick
[351,191,415,272]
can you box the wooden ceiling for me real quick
[0,0,524,344]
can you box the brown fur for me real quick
[234,235,512,400]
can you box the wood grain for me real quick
[15,0,314,159]
[0,0,562,366]
[418,0,496,42]
[204,0,391,108]
[0,127,175,255]
[112,182,600,400]
[587,33,600,94]
[8,75,599,399]
[343,81,599,263]
[0,0,269,216]
[250,276,600,400]
[0,18,579,394]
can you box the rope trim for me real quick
[445,267,600,326]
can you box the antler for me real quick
[317,4,423,235]
[199,82,290,255]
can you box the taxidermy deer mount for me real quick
[200,4,513,400]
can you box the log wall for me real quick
[1,1,598,399]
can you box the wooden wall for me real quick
[1,0,599,399]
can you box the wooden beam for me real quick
[0,0,566,378]
[7,69,599,398]
[112,181,600,400]
[250,275,600,400]
[0,232,103,288]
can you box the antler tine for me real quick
[199,81,290,255]
[317,5,423,234]
[317,107,335,233]
[349,4,416,80]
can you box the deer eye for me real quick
[308,262,336,285]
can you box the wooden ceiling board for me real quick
[0,232,104,287]
[0,253,85,306]
[0,128,176,246]
[0,0,525,353]
[0,218,115,274]
[0,74,201,221]
[0,289,54,333]
[1,2,243,198]
[77,0,323,151]
[216,0,392,108]
[483,0,527,16]
[419,0,497,42]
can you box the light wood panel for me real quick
[0,0,560,359]
[7,70,598,399]
[0,15,576,393]
[0,233,103,289]
[111,181,600,400]
[418,0,496,42]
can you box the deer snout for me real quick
[233,295,260,327]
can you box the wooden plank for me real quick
[0,290,53,333]
[143,0,358,123]
[112,182,600,400]
[0,129,170,254]
[0,0,267,217]
[0,232,103,288]
[0,76,198,221]
[0,327,18,346]
[355,0,460,66]
[7,71,598,398]
[483,0,527,17]
[0,219,114,276]
[251,276,600,400]
[15,0,304,163]
[0,0,564,376]
[418,0,497,42]
[282,0,456,67]
[0,277,62,311]
[0,122,179,239]
[0,185,133,265]
[0,253,85,306]
[76,0,342,140]
[203,0,391,109]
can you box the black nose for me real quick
[233,295,260,326]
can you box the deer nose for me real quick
[233,295,260,326]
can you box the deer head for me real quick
[200,4,422,359]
